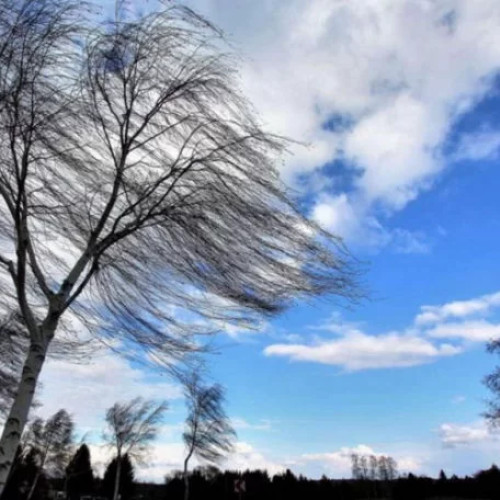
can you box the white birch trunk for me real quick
[0,329,53,497]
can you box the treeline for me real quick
[162,465,500,500]
[4,405,500,500]
[6,449,500,500]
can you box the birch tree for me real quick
[25,409,74,500]
[182,373,235,500]
[104,398,167,500]
[0,315,27,418]
[0,0,357,492]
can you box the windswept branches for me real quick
[483,340,500,426]
[104,397,167,500]
[104,397,167,462]
[67,3,359,365]
[0,1,358,492]
[182,372,235,500]
[24,408,74,500]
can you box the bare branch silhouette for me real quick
[104,397,167,500]
[182,372,235,500]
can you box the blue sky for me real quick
[36,0,500,482]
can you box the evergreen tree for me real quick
[102,454,135,500]
[2,447,47,500]
[66,444,94,500]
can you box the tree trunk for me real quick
[0,334,52,498]
[183,455,190,500]
[26,468,41,500]
[113,455,122,500]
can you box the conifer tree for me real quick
[66,444,94,500]
[102,454,135,500]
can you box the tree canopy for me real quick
[0,0,357,491]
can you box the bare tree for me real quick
[182,373,235,500]
[0,0,358,491]
[24,409,74,500]
[484,340,500,427]
[104,398,167,500]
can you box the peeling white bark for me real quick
[0,324,54,498]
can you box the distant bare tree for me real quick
[25,409,74,500]
[182,373,235,500]
[104,398,167,500]
[0,0,358,492]
[351,453,363,480]
[484,340,500,427]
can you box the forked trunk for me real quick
[0,333,52,498]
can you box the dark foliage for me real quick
[162,465,500,500]
[66,444,94,499]
[30,463,500,500]
[102,454,135,500]
[2,446,48,500]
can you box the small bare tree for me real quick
[182,373,235,500]
[484,340,500,427]
[104,398,167,500]
[25,409,74,500]
[0,0,357,492]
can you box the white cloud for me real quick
[264,289,500,372]
[454,129,500,161]
[232,417,272,431]
[300,444,422,478]
[439,422,498,447]
[225,441,285,476]
[264,329,460,371]
[139,440,286,482]
[416,291,500,325]
[311,193,430,253]
[301,445,375,478]
[37,350,182,435]
[189,0,500,247]
[427,320,500,342]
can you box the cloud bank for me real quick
[188,0,500,250]
[265,290,500,371]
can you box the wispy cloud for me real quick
[265,290,500,371]
[453,129,500,162]
[439,422,498,448]
[415,291,500,325]
[264,330,459,371]
[232,417,273,431]
[427,320,500,342]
